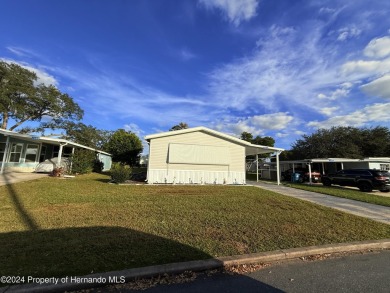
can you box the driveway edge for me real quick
[3,239,390,293]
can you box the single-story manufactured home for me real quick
[0,129,112,174]
[144,126,284,185]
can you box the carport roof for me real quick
[145,126,284,156]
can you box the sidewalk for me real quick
[248,181,390,225]
[0,173,48,186]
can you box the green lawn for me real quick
[1,173,389,279]
[287,183,390,207]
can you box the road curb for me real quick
[2,239,390,293]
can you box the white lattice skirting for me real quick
[147,169,246,185]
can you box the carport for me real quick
[278,157,390,184]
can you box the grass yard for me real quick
[1,173,389,279]
[287,183,390,207]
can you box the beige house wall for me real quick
[148,131,246,184]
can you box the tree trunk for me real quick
[1,113,8,129]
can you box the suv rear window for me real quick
[344,170,370,175]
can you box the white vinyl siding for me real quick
[147,130,246,184]
[149,131,244,172]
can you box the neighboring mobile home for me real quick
[145,126,284,185]
[0,129,112,174]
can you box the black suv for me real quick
[321,169,390,192]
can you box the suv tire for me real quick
[358,182,373,192]
[322,178,331,186]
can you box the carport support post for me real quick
[57,143,64,167]
[256,154,259,182]
[308,163,312,185]
[0,136,10,174]
[276,151,281,185]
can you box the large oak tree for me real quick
[0,61,83,131]
[290,126,390,159]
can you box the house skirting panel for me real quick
[147,169,246,185]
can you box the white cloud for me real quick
[198,0,259,26]
[341,58,390,78]
[294,130,305,136]
[124,123,144,136]
[214,112,294,138]
[179,48,196,61]
[361,74,390,99]
[250,113,293,130]
[363,36,390,59]
[276,132,289,138]
[317,86,350,101]
[206,24,344,113]
[319,7,336,14]
[6,46,40,58]
[308,103,390,128]
[319,107,339,116]
[336,27,361,41]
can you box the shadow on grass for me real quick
[95,178,113,183]
[0,226,213,278]
[0,227,285,292]
[4,173,40,231]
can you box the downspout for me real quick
[0,136,10,174]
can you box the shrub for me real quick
[111,163,132,183]
[71,149,96,174]
[93,159,104,173]
[51,167,65,177]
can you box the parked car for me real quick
[281,167,321,183]
[321,169,390,192]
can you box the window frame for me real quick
[24,144,39,163]
[9,143,24,163]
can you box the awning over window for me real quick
[168,143,230,165]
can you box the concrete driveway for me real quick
[0,172,48,186]
[248,181,390,225]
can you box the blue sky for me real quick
[1,0,390,151]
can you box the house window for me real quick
[380,164,390,171]
[40,145,47,162]
[0,143,6,161]
[25,144,39,162]
[53,145,59,158]
[52,145,73,158]
[9,143,23,163]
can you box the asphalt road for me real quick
[92,250,390,293]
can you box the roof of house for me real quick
[145,126,284,155]
[0,129,111,156]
